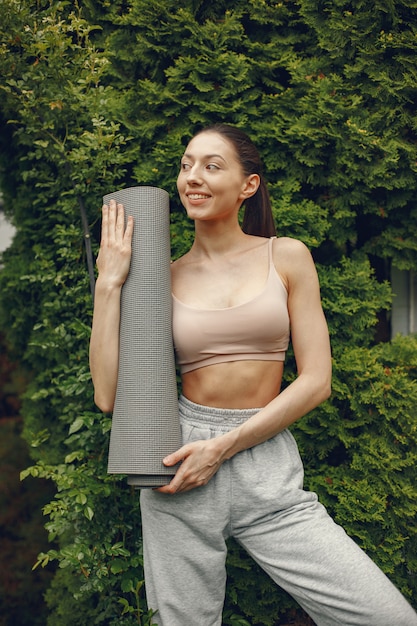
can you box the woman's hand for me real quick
[156,438,226,494]
[96,199,133,288]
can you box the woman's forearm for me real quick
[217,369,331,461]
[89,277,123,412]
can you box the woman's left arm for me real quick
[159,238,331,493]
[220,237,332,454]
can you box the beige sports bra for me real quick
[172,237,290,374]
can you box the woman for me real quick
[90,124,417,625]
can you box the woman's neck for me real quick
[191,221,250,260]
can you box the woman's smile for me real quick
[186,193,212,203]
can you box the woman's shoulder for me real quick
[272,236,311,259]
[272,236,316,285]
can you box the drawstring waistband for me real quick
[178,395,260,431]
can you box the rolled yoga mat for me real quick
[103,186,181,488]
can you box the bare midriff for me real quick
[181,360,284,409]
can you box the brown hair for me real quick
[194,123,276,237]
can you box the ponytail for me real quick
[242,178,276,237]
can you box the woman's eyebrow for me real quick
[182,152,227,163]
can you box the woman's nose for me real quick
[186,165,202,184]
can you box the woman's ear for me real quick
[240,174,260,200]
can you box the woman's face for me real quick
[177,131,258,224]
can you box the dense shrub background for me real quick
[0,1,416,624]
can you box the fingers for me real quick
[103,199,123,241]
[101,199,133,245]
[97,198,134,285]
[101,202,109,245]
[157,441,223,494]
[157,462,210,495]
[114,201,125,239]
[163,448,184,467]
[124,213,134,243]
[157,446,189,494]
[101,200,119,246]
[157,468,197,495]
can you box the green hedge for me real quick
[0,1,416,623]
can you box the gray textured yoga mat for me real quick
[103,186,181,488]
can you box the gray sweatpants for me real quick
[140,396,417,626]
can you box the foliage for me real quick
[0,0,416,623]
[0,387,55,626]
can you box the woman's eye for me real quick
[181,162,191,170]
[207,163,220,171]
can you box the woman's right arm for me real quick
[89,199,133,412]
